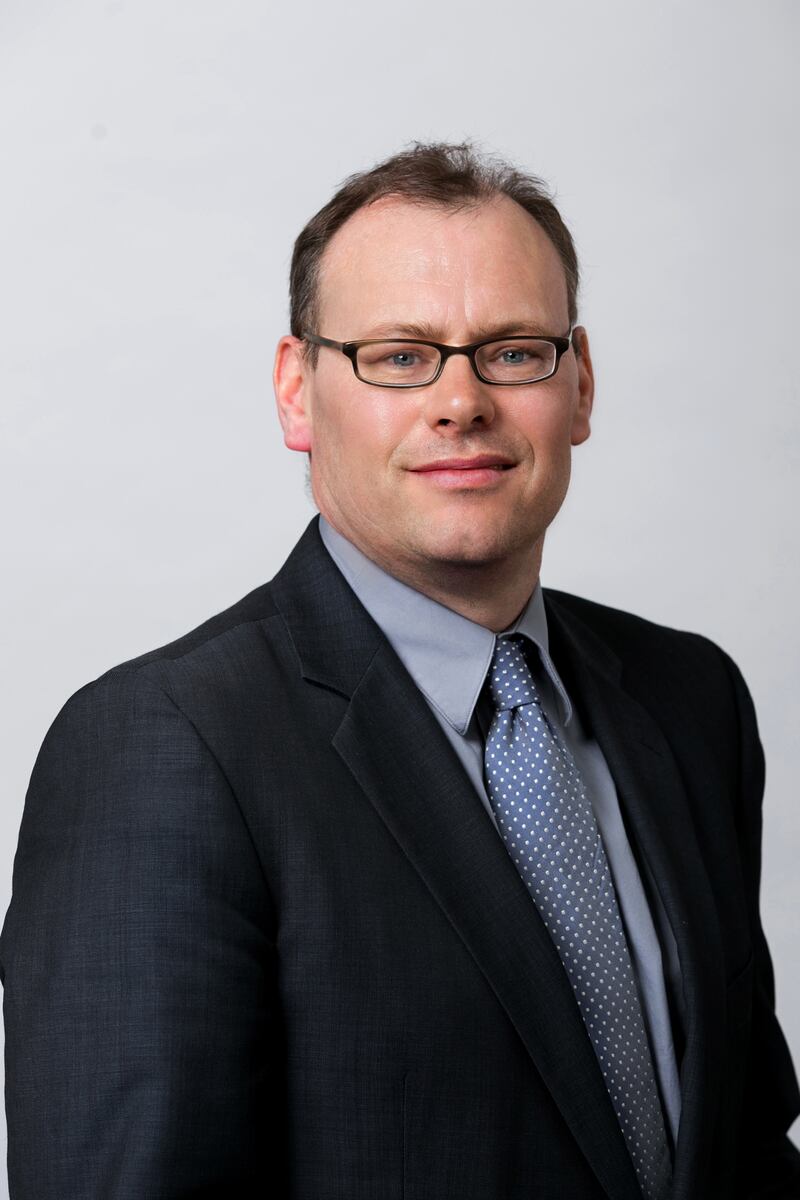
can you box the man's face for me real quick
[275,195,593,582]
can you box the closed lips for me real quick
[412,458,515,471]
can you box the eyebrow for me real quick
[359,319,561,341]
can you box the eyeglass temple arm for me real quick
[303,333,345,350]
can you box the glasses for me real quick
[303,329,574,388]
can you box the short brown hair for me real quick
[289,140,580,367]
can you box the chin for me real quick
[415,524,525,568]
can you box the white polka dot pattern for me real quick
[484,636,673,1200]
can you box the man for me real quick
[1,142,799,1199]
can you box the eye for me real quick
[355,342,439,385]
[491,345,546,365]
[387,351,420,368]
[477,339,556,383]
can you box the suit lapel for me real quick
[270,520,725,1200]
[544,593,728,1200]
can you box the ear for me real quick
[569,325,594,446]
[274,335,313,452]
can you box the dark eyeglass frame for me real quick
[303,329,574,388]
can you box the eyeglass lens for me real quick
[354,339,558,385]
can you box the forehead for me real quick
[316,194,570,336]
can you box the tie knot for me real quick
[487,636,541,711]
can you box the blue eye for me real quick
[355,341,440,384]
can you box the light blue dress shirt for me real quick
[319,515,683,1148]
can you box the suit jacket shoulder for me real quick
[542,585,754,747]
[544,584,736,673]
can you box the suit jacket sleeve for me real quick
[720,647,800,1199]
[0,667,281,1199]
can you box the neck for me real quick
[325,519,544,633]
[392,561,542,632]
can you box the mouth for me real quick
[411,456,516,473]
[408,457,517,490]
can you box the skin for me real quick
[274,194,594,632]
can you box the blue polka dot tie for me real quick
[484,636,673,1200]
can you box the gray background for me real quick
[1,0,797,1188]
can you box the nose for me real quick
[420,352,496,433]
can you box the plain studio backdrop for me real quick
[1,0,798,1188]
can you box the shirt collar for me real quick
[318,516,573,735]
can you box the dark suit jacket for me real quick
[2,516,799,1199]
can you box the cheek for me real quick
[317,389,416,473]
[362,391,417,450]
[516,400,574,461]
